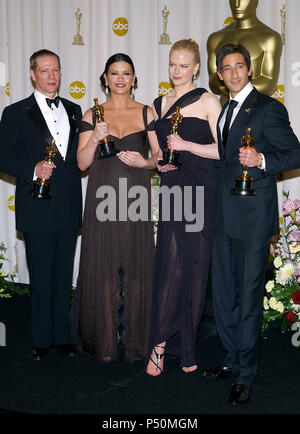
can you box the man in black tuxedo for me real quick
[201,44,300,404]
[0,49,82,360]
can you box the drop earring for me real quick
[105,82,109,99]
[131,83,135,99]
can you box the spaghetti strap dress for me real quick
[74,105,155,362]
[147,88,217,367]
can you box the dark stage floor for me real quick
[0,294,300,417]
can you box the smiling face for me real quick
[169,49,199,88]
[30,55,61,98]
[217,52,252,98]
[104,61,135,95]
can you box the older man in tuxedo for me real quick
[0,49,82,360]
[201,44,300,404]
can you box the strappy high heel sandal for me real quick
[146,344,165,376]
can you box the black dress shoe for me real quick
[228,383,251,404]
[31,347,49,361]
[200,366,232,379]
[57,344,77,358]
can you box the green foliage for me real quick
[0,242,29,298]
[262,192,300,334]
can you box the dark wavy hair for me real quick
[216,44,251,72]
[99,53,137,92]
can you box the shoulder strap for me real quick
[79,119,94,133]
[153,96,162,119]
[164,88,207,118]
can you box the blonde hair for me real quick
[170,39,200,77]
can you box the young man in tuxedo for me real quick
[201,44,300,404]
[0,49,82,360]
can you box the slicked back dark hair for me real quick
[99,53,137,89]
[216,44,251,72]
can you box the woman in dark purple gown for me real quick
[75,54,159,363]
[146,39,221,375]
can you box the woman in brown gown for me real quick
[75,53,159,363]
[146,39,221,375]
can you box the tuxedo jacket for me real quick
[215,87,300,240]
[0,93,83,233]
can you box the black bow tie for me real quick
[46,96,60,108]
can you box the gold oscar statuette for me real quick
[31,139,57,199]
[231,128,256,196]
[159,106,182,167]
[72,7,84,46]
[92,98,119,159]
[206,0,283,104]
[159,5,172,45]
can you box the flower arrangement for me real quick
[262,193,300,333]
[0,242,29,298]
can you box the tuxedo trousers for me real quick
[24,230,78,347]
[211,223,269,388]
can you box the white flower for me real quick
[269,297,278,310]
[274,256,283,268]
[265,280,275,293]
[263,297,269,310]
[290,242,300,254]
[275,262,296,285]
[281,262,296,280]
[268,297,284,313]
[276,301,284,313]
[275,270,287,285]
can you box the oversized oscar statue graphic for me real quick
[31,139,57,199]
[231,128,256,196]
[72,7,84,46]
[207,0,283,104]
[159,5,172,45]
[92,98,119,159]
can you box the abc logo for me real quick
[5,82,9,96]
[158,82,173,96]
[8,195,15,212]
[69,81,86,99]
[112,17,128,36]
[291,61,300,87]
[223,17,235,28]
[273,84,284,104]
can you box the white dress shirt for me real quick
[219,82,265,170]
[34,89,70,160]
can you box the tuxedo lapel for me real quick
[23,94,53,146]
[217,102,228,159]
[224,88,259,158]
[61,98,77,161]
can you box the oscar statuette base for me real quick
[231,176,256,196]
[31,180,51,199]
[97,138,120,160]
[157,148,180,168]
